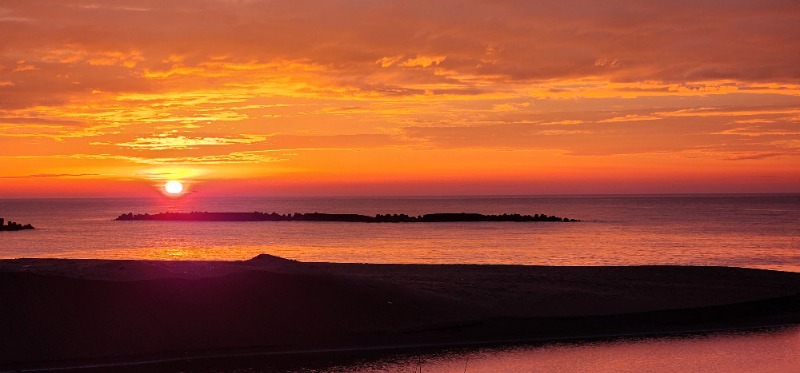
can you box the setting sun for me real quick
[164,181,184,195]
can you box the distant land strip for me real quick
[115,211,579,223]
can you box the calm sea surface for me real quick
[1,194,799,372]
[0,194,797,270]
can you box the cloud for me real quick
[599,114,661,123]
[715,126,800,137]
[115,134,267,150]
[376,56,404,68]
[1,1,799,190]
[659,107,800,118]
[63,151,286,166]
[72,4,151,12]
[0,8,36,23]
[263,134,406,150]
[492,102,530,112]
[401,109,800,158]
[4,1,797,101]
[724,152,789,161]
[399,55,447,68]
[544,120,584,125]
[0,173,101,179]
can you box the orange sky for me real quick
[1,0,799,197]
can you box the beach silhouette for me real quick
[2,254,799,371]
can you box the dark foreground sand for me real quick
[2,254,800,371]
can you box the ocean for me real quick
[2,194,799,372]
[1,194,798,271]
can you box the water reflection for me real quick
[27,324,799,372]
[325,327,800,373]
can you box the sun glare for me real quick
[164,180,184,194]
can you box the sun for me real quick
[164,180,184,194]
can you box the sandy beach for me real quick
[2,254,800,371]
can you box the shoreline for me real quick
[9,324,798,373]
[2,255,800,371]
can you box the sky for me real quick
[1,0,799,197]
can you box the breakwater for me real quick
[116,211,578,222]
[0,218,34,231]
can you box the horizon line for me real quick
[1,192,799,200]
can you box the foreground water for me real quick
[321,327,800,373]
[1,194,799,372]
[118,327,800,372]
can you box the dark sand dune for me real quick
[2,255,800,371]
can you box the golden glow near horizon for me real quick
[1,1,799,196]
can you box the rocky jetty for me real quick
[116,211,579,223]
[0,218,34,231]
